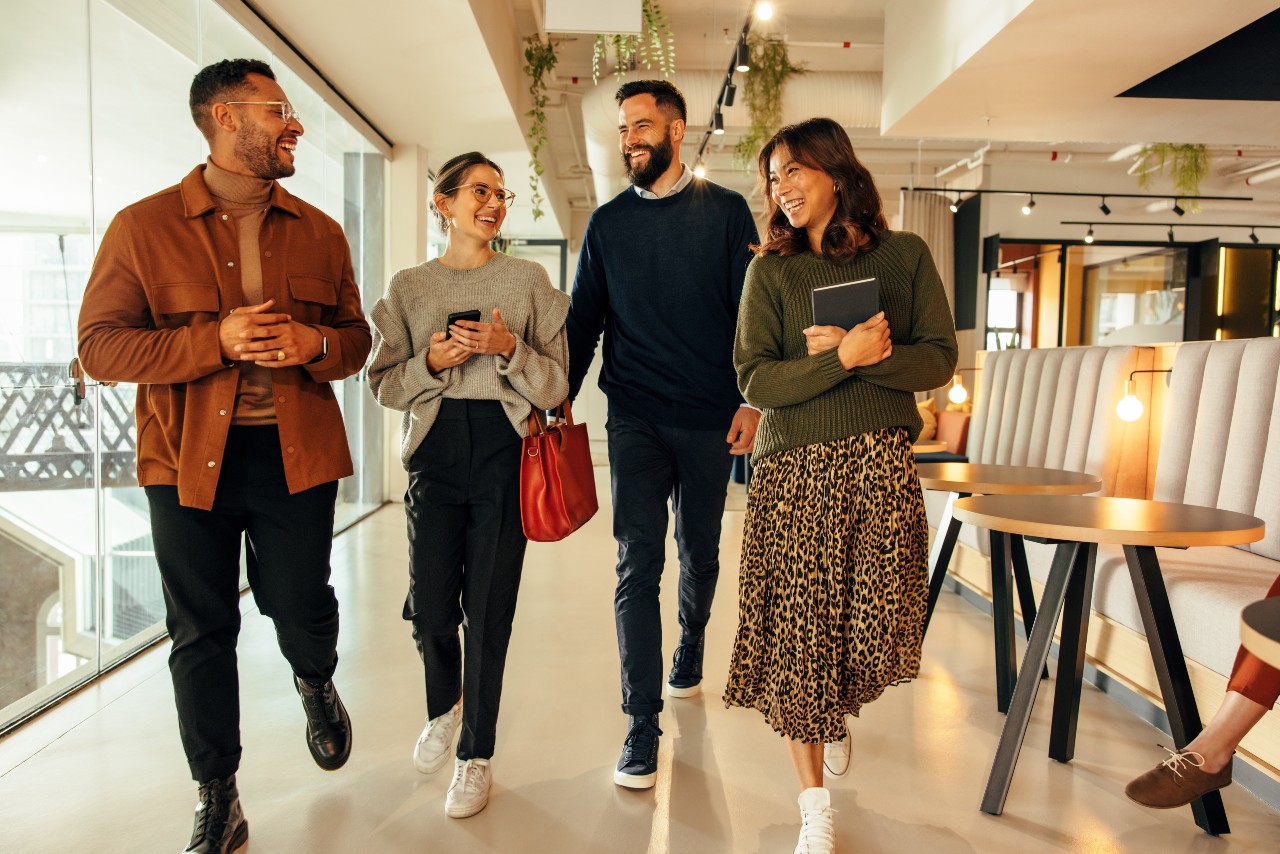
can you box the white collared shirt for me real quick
[633,163,694,199]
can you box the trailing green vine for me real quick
[523,34,558,221]
[734,34,806,169]
[591,0,675,83]
[1135,143,1211,209]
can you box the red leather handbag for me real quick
[520,401,599,541]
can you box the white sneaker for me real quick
[823,720,851,778]
[445,758,491,819]
[795,787,836,854]
[412,700,462,774]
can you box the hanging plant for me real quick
[1135,143,1211,209]
[591,0,676,83]
[523,34,558,221]
[733,34,806,169]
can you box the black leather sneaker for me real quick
[614,714,662,789]
[667,633,704,698]
[183,776,248,854]
[295,676,352,770]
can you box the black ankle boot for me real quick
[184,776,247,854]
[295,676,352,770]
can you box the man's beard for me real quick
[234,123,295,180]
[622,133,675,189]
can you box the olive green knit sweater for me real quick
[735,230,958,462]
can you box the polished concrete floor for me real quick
[2,469,1279,853]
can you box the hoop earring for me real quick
[833,182,840,192]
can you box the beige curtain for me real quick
[901,190,958,404]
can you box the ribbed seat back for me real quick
[967,345,1149,497]
[1154,338,1280,559]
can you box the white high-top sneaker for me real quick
[412,700,462,774]
[445,758,492,819]
[795,787,836,854]
[823,736,851,778]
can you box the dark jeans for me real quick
[404,399,528,760]
[146,425,340,783]
[607,411,733,715]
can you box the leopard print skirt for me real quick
[722,427,929,744]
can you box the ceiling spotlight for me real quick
[693,162,707,179]
[1085,226,1095,244]
[1250,227,1260,245]
[1172,199,1185,216]
[735,40,751,72]
[755,1,774,20]
[1021,194,1035,215]
[722,81,737,107]
[712,110,725,135]
[1099,197,1111,216]
[949,194,960,213]
[1167,226,1175,244]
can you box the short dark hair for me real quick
[615,79,686,123]
[189,58,275,141]
[755,117,887,262]
[432,152,505,229]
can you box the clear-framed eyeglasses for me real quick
[223,100,301,124]
[456,183,517,207]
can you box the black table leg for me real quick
[982,541,1080,816]
[1010,535,1049,680]
[990,530,1017,714]
[1049,542,1097,762]
[1124,544,1230,836]
[924,491,968,635]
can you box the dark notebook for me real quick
[811,276,879,330]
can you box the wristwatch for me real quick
[308,332,328,364]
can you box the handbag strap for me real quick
[528,399,574,435]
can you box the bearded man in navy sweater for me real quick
[566,79,760,789]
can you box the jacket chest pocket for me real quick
[152,282,220,327]
[288,273,338,324]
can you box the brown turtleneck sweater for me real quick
[203,158,276,425]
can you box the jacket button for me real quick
[227,261,235,267]
[221,214,229,221]
[265,251,272,258]
[207,460,216,468]
[219,409,227,416]
[278,396,286,403]
[286,446,295,454]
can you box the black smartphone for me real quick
[446,309,481,338]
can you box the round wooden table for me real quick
[911,439,947,454]
[917,463,1102,712]
[954,494,1264,836]
[1241,598,1280,670]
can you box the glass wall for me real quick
[0,0,386,732]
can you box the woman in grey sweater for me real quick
[367,152,569,819]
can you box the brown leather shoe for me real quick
[1124,745,1232,809]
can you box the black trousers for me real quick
[404,399,528,761]
[146,425,340,783]
[606,411,734,716]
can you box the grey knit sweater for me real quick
[368,254,570,468]
[735,230,958,462]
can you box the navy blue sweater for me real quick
[566,179,758,430]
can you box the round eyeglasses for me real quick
[455,183,517,207]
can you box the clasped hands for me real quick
[802,311,892,371]
[426,307,517,375]
[218,299,323,367]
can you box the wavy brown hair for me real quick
[754,118,886,262]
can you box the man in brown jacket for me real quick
[77,58,370,854]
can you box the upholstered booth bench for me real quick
[928,339,1280,793]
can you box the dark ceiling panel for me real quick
[1118,8,1280,101]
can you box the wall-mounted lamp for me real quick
[1116,369,1172,422]
[947,368,980,405]
[1021,194,1036,215]
[735,40,751,72]
[1099,197,1111,216]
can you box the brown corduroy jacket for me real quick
[78,165,371,510]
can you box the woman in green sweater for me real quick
[723,118,957,853]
